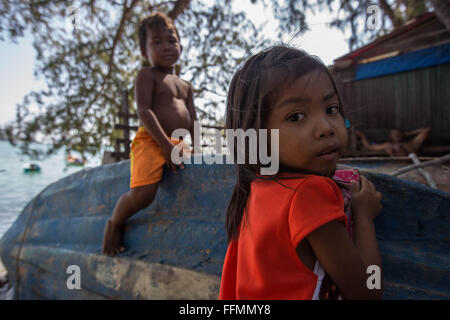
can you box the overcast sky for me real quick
[0,1,351,126]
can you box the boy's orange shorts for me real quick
[129,127,182,189]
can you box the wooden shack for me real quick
[331,12,450,156]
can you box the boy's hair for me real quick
[138,12,180,58]
[225,45,346,241]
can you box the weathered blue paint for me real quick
[0,158,449,299]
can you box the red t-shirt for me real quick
[219,174,347,300]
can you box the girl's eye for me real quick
[327,105,340,114]
[287,112,305,122]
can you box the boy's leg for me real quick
[102,183,159,256]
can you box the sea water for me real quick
[0,141,101,239]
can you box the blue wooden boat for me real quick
[0,157,449,299]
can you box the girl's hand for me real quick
[319,274,344,300]
[351,176,382,221]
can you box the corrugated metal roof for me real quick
[334,12,437,63]
[354,42,450,80]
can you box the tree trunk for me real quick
[429,0,450,31]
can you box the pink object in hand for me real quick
[332,169,361,241]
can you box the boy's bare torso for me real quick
[388,142,412,157]
[140,68,192,137]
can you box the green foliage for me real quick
[1,0,432,158]
[1,0,264,158]
[268,0,430,49]
[177,1,267,124]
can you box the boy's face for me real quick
[143,26,181,68]
[265,69,348,177]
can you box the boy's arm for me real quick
[404,127,431,138]
[405,127,431,152]
[186,84,198,141]
[135,69,173,151]
[186,84,199,151]
[356,130,392,154]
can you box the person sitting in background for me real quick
[355,127,431,157]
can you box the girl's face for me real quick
[265,69,348,177]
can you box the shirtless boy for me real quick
[356,127,431,157]
[103,12,198,256]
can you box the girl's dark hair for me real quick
[225,45,345,241]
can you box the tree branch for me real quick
[379,0,403,28]
[168,0,191,20]
[87,0,141,110]
[429,0,450,31]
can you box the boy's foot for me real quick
[102,219,126,256]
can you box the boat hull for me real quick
[0,159,449,299]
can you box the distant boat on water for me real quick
[22,163,41,173]
[66,154,87,166]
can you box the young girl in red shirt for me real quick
[219,46,383,300]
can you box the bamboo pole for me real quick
[407,153,437,189]
[340,156,436,162]
[391,153,450,177]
